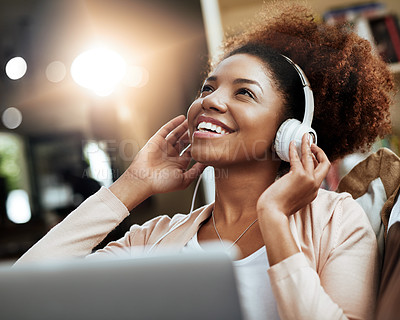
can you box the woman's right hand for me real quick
[110,115,206,210]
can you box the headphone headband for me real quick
[280,55,310,87]
[280,54,314,127]
[273,54,317,162]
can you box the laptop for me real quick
[0,251,243,320]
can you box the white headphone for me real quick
[274,55,317,162]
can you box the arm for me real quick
[14,187,131,264]
[267,199,378,320]
[257,134,330,266]
[257,135,374,319]
[257,135,377,319]
[15,116,205,265]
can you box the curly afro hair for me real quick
[219,2,394,162]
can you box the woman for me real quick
[16,3,393,320]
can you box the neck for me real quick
[212,159,280,225]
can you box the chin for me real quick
[190,146,229,167]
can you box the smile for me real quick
[194,116,235,139]
[197,122,229,135]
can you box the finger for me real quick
[157,115,186,139]
[176,131,191,154]
[288,141,302,171]
[312,152,318,168]
[166,120,189,146]
[311,144,331,182]
[182,162,207,188]
[301,133,314,174]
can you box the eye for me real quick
[200,84,213,95]
[237,88,255,99]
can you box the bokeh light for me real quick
[71,47,127,96]
[123,65,149,88]
[2,107,23,129]
[5,57,27,80]
[84,141,113,187]
[6,189,31,224]
[46,61,67,83]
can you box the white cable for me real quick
[148,173,205,254]
[190,174,203,214]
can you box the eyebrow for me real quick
[205,76,264,93]
[233,78,264,93]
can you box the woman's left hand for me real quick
[257,133,331,218]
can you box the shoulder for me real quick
[309,189,376,248]
[295,189,374,246]
[126,204,209,246]
[310,189,369,227]
[313,188,354,207]
[294,189,377,271]
[141,203,209,231]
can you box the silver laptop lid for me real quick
[0,252,243,320]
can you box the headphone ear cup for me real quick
[274,119,301,162]
[274,119,317,162]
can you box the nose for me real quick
[201,91,228,113]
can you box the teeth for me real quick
[197,121,229,134]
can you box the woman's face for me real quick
[187,53,284,166]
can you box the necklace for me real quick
[211,210,258,250]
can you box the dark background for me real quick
[0,0,208,262]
